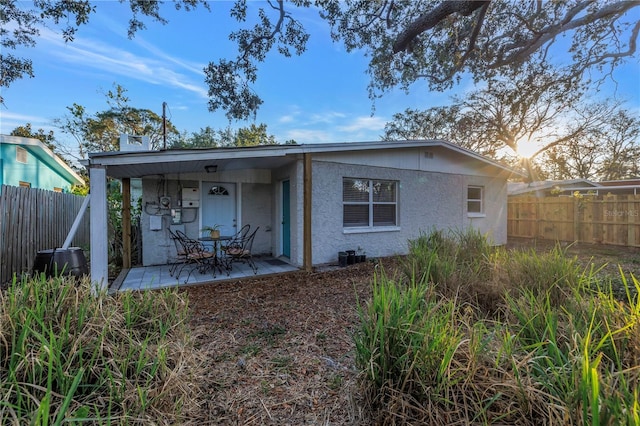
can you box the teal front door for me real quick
[282,180,290,258]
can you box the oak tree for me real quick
[2,1,638,119]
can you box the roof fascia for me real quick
[88,140,525,177]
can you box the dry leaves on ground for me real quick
[182,259,400,425]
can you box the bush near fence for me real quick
[0,185,90,285]
[508,194,640,247]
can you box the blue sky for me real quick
[1,1,639,150]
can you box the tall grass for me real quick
[355,270,461,400]
[0,274,201,424]
[404,228,504,315]
[355,229,640,424]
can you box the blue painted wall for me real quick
[0,143,77,191]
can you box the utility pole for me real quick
[162,102,167,149]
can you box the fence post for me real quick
[573,197,580,242]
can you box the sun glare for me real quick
[516,140,540,159]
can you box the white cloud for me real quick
[37,27,209,99]
[307,111,347,124]
[0,111,55,134]
[337,115,387,132]
[284,129,333,143]
[278,114,296,124]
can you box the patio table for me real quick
[199,235,232,275]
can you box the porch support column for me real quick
[90,165,109,291]
[303,153,312,272]
[122,178,131,269]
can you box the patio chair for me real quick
[168,229,193,277]
[222,226,259,275]
[220,224,250,249]
[175,230,215,282]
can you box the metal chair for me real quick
[219,224,250,251]
[222,226,259,274]
[175,230,215,282]
[168,229,193,278]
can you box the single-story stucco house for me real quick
[86,139,525,289]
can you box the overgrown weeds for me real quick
[0,274,201,425]
[355,228,640,425]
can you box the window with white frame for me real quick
[16,147,27,163]
[467,185,484,214]
[343,178,397,228]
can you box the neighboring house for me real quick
[598,179,640,195]
[85,139,525,288]
[509,178,640,197]
[508,179,599,197]
[0,134,84,192]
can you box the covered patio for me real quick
[111,255,299,292]
[87,141,314,291]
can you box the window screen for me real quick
[343,178,397,228]
[467,186,484,213]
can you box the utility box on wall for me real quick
[181,187,200,208]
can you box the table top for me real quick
[199,235,233,242]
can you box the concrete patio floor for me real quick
[110,256,299,292]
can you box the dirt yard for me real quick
[182,239,640,424]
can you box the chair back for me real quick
[168,229,184,253]
[237,224,251,239]
[243,227,259,254]
[175,230,200,253]
[225,226,259,259]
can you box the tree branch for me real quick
[493,1,638,67]
[392,0,490,53]
[240,0,286,63]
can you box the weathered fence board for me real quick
[508,195,640,247]
[0,185,90,284]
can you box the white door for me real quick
[201,182,237,237]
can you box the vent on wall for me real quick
[16,146,27,163]
[424,151,434,159]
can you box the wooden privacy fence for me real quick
[508,195,640,247]
[0,185,90,284]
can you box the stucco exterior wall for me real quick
[140,178,196,266]
[241,183,273,255]
[462,174,508,244]
[309,160,508,265]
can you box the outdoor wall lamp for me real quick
[205,165,218,173]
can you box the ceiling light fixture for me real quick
[205,165,217,173]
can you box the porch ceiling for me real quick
[90,153,297,179]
